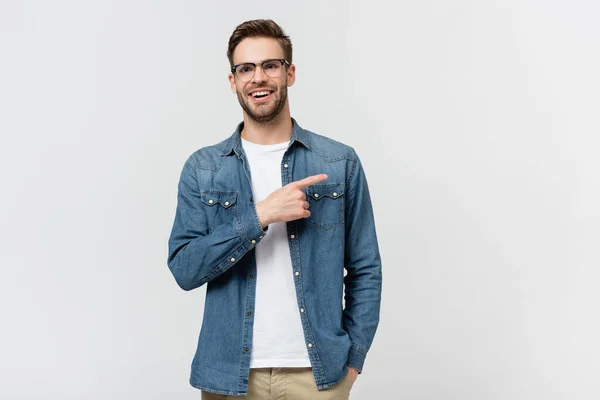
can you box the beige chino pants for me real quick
[201,367,354,400]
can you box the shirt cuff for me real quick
[239,203,268,244]
[346,343,368,373]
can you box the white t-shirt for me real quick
[241,137,311,368]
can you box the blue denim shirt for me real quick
[167,118,382,396]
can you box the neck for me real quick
[240,105,293,145]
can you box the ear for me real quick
[286,63,296,87]
[228,72,237,94]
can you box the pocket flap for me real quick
[306,183,345,200]
[200,191,238,208]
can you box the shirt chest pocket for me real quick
[200,190,238,228]
[306,183,345,230]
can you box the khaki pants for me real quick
[201,367,354,399]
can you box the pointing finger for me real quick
[293,174,328,189]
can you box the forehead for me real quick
[232,37,285,64]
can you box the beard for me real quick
[237,85,288,124]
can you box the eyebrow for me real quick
[233,58,285,65]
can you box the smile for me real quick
[249,90,275,102]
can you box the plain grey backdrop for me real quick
[1,1,599,399]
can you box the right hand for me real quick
[255,174,328,228]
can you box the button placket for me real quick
[281,151,318,364]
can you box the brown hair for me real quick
[227,19,293,66]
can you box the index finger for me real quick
[292,174,328,189]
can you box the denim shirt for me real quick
[167,118,382,396]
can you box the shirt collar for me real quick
[221,117,310,157]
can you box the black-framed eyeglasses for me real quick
[231,59,290,82]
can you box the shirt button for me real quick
[308,343,313,348]
[284,163,288,168]
[244,347,249,352]
[300,308,305,313]
[290,234,295,239]
[332,192,337,197]
[259,235,263,239]
[225,201,230,206]
[247,311,252,316]
[314,193,319,198]
[208,199,214,204]
[251,240,256,244]
[249,275,254,279]
[230,257,236,262]
[295,271,300,276]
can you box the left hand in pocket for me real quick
[347,366,359,385]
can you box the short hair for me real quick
[227,19,293,66]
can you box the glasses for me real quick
[231,59,290,82]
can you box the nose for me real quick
[251,65,268,84]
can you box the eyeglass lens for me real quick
[235,60,284,81]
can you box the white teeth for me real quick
[252,91,270,98]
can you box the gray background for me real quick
[1,0,599,399]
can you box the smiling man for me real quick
[167,19,382,399]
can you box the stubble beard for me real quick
[237,85,288,124]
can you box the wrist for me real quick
[255,201,271,228]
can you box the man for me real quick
[167,19,382,399]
